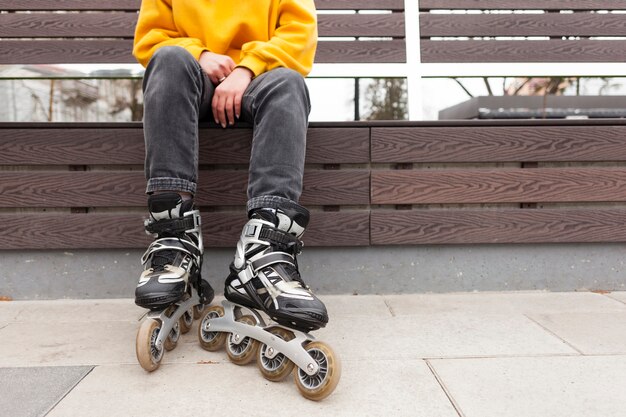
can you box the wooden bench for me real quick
[2,0,626,251]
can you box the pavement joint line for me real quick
[424,359,466,417]
[604,293,626,306]
[44,365,95,417]
[523,314,586,355]
[381,297,396,317]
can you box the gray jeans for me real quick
[142,46,311,213]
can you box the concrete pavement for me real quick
[1,291,625,417]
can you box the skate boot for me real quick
[197,204,341,401]
[135,192,214,372]
[225,205,328,332]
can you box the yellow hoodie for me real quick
[133,0,317,77]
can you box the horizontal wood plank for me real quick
[421,14,626,37]
[419,1,626,10]
[371,209,626,244]
[372,168,626,204]
[0,170,370,207]
[0,127,370,165]
[0,39,406,64]
[421,39,626,63]
[0,210,370,249]
[0,13,405,38]
[0,0,403,11]
[371,125,626,163]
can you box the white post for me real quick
[404,0,423,120]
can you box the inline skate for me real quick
[135,193,214,372]
[197,205,341,400]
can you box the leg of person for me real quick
[224,68,328,332]
[136,46,215,311]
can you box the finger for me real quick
[225,94,235,125]
[216,93,227,128]
[234,92,243,119]
[211,93,219,124]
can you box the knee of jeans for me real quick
[146,46,198,84]
[268,68,310,109]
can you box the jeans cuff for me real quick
[247,195,304,216]
[146,177,197,195]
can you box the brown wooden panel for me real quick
[318,14,405,37]
[0,13,137,38]
[0,127,369,165]
[0,40,135,64]
[371,208,626,244]
[419,1,626,10]
[0,170,369,207]
[0,0,141,10]
[372,168,626,204]
[0,210,369,250]
[0,13,404,39]
[421,14,626,37]
[316,40,406,63]
[315,0,404,10]
[0,39,406,64]
[371,126,626,163]
[420,39,626,63]
[0,0,404,11]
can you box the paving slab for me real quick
[47,360,458,417]
[325,313,576,360]
[607,291,626,304]
[0,299,144,323]
[383,291,626,316]
[429,355,626,417]
[0,366,93,417]
[528,311,626,355]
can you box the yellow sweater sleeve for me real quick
[133,0,207,68]
[239,0,318,77]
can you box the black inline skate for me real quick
[197,204,340,400]
[135,193,214,372]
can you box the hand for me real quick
[198,51,236,84]
[212,67,254,128]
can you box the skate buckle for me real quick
[237,264,256,284]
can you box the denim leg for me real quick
[239,68,311,213]
[142,46,213,195]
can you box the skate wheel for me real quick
[225,315,259,365]
[257,327,295,382]
[198,305,226,351]
[294,341,341,401]
[136,319,164,372]
[164,319,180,351]
[180,309,194,334]
[193,304,205,320]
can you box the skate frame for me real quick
[202,300,320,376]
[146,289,201,352]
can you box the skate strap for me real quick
[238,252,295,284]
[145,211,200,235]
[141,237,202,265]
[259,226,303,253]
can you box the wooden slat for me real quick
[0,0,141,10]
[0,39,406,64]
[0,0,404,11]
[372,168,626,204]
[0,211,370,250]
[371,209,626,245]
[419,1,626,10]
[371,126,626,163]
[421,14,626,37]
[0,13,404,39]
[0,127,370,165]
[318,14,405,37]
[420,40,626,63]
[0,170,370,207]
[315,0,404,10]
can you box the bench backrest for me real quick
[0,0,406,65]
